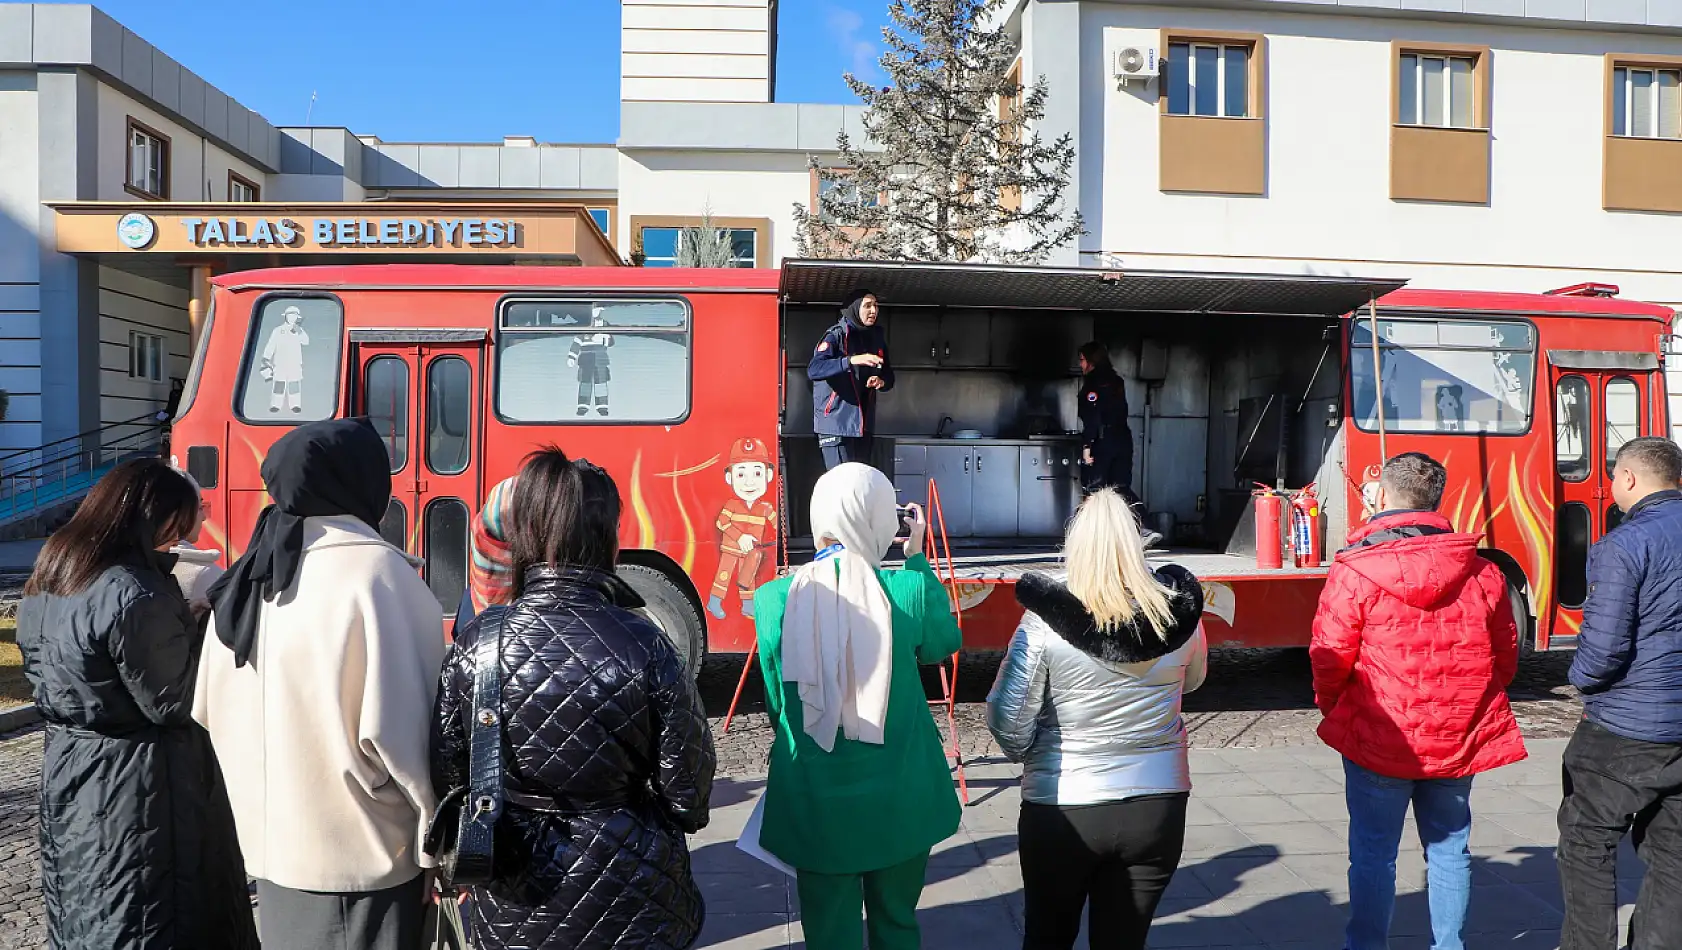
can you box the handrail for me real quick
[0,413,161,468]
[1,425,160,481]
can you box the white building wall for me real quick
[621,0,775,103]
[95,266,187,427]
[96,81,266,201]
[1079,4,1682,307]
[617,150,821,265]
[0,70,42,452]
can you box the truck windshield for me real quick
[1350,317,1535,435]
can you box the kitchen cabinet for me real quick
[889,310,992,368]
[898,438,1079,539]
[971,445,1020,536]
[926,445,974,536]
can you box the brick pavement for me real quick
[0,650,1602,949]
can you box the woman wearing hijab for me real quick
[193,418,447,950]
[808,290,893,470]
[988,489,1207,950]
[752,462,962,950]
[453,475,517,630]
[17,459,258,950]
[430,448,714,950]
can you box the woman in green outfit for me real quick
[752,462,963,950]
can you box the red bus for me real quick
[168,260,1673,669]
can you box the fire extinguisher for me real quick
[1252,484,1284,570]
[1290,484,1323,569]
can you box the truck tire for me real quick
[1509,580,1536,656]
[620,563,707,675]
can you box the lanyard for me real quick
[814,543,844,561]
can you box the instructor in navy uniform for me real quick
[1078,341,1161,547]
[809,290,894,470]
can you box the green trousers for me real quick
[796,852,930,950]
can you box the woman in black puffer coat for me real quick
[17,459,257,950]
[431,448,715,950]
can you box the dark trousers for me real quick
[254,874,425,950]
[1558,718,1682,950]
[820,435,875,471]
[1018,794,1188,950]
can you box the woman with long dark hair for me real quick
[430,447,715,949]
[17,458,258,950]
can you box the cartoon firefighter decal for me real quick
[567,309,614,416]
[707,436,777,620]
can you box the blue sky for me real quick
[52,0,891,143]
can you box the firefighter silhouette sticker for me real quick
[708,437,777,620]
[568,308,614,416]
[259,305,310,413]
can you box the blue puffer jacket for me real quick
[1572,489,1682,744]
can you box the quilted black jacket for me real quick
[431,566,715,950]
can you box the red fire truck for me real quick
[168,260,1673,671]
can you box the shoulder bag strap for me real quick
[458,608,507,875]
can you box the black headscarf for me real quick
[841,289,877,329]
[207,419,393,666]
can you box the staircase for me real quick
[0,415,168,538]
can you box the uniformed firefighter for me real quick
[808,290,893,471]
[568,314,613,416]
[708,436,778,620]
[1077,341,1162,548]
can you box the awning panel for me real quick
[780,259,1407,317]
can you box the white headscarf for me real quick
[781,463,899,752]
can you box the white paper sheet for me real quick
[736,795,797,878]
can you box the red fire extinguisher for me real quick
[1290,484,1323,569]
[1253,484,1284,570]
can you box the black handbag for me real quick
[425,608,506,888]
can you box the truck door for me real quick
[1547,350,1663,647]
[351,329,487,622]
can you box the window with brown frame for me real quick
[1390,43,1491,205]
[1000,61,1024,212]
[126,118,170,200]
[810,168,883,224]
[1603,54,1682,213]
[1158,32,1266,195]
[228,171,260,202]
[629,215,770,268]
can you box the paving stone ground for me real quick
[0,650,1610,949]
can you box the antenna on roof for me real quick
[305,90,318,125]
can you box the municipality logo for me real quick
[116,212,157,250]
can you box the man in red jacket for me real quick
[1311,452,1528,950]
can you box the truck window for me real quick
[1350,318,1535,434]
[1605,376,1640,478]
[496,298,690,424]
[237,295,344,423]
[1556,375,1590,482]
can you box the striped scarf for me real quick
[469,477,518,613]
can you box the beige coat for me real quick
[193,515,446,892]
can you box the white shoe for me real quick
[1141,531,1164,550]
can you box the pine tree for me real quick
[675,209,738,268]
[794,0,1083,264]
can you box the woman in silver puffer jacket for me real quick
[987,489,1207,950]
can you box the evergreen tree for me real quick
[794,0,1083,263]
[675,210,738,268]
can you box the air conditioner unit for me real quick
[1115,45,1159,80]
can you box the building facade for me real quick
[2,0,1680,454]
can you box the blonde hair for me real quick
[1062,489,1178,638]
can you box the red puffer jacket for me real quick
[1311,511,1526,780]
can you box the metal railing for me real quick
[0,414,166,525]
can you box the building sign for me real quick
[50,202,621,266]
[179,216,522,249]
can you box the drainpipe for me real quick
[188,265,213,353]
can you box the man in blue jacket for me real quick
[1558,436,1682,950]
[808,290,893,470]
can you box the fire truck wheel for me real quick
[620,563,707,675]
[1508,580,1536,656]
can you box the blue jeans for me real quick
[1343,759,1474,950]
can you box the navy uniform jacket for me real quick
[1078,366,1132,462]
[808,318,894,437]
[1572,488,1682,744]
